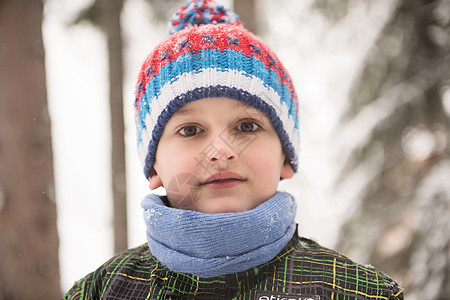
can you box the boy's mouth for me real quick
[201,172,246,188]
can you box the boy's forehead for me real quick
[174,98,264,117]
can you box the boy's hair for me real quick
[134,0,300,179]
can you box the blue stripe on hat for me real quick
[149,49,294,111]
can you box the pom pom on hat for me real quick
[168,0,242,35]
[135,0,300,179]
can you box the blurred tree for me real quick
[332,0,450,298]
[74,0,128,253]
[98,0,128,254]
[0,0,61,299]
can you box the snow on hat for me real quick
[135,0,299,179]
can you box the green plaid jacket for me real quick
[64,230,403,300]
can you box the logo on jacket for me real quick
[252,290,320,300]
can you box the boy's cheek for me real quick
[156,154,201,187]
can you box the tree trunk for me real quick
[0,0,61,299]
[98,0,128,253]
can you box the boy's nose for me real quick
[207,136,238,163]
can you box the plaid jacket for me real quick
[64,230,403,300]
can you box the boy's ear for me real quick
[280,160,294,179]
[148,170,163,190]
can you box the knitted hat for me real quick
[135,0,299,179]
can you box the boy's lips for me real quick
[201,172,246,188]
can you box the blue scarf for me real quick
[141,192,297,277]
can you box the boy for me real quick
[65,0,403,299]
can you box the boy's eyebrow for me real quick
[172,107,202,116]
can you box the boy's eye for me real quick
[177,125,204,137]
[235,121,260,133]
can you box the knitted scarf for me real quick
[141,192,297,277]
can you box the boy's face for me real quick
[149,97,294,213]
